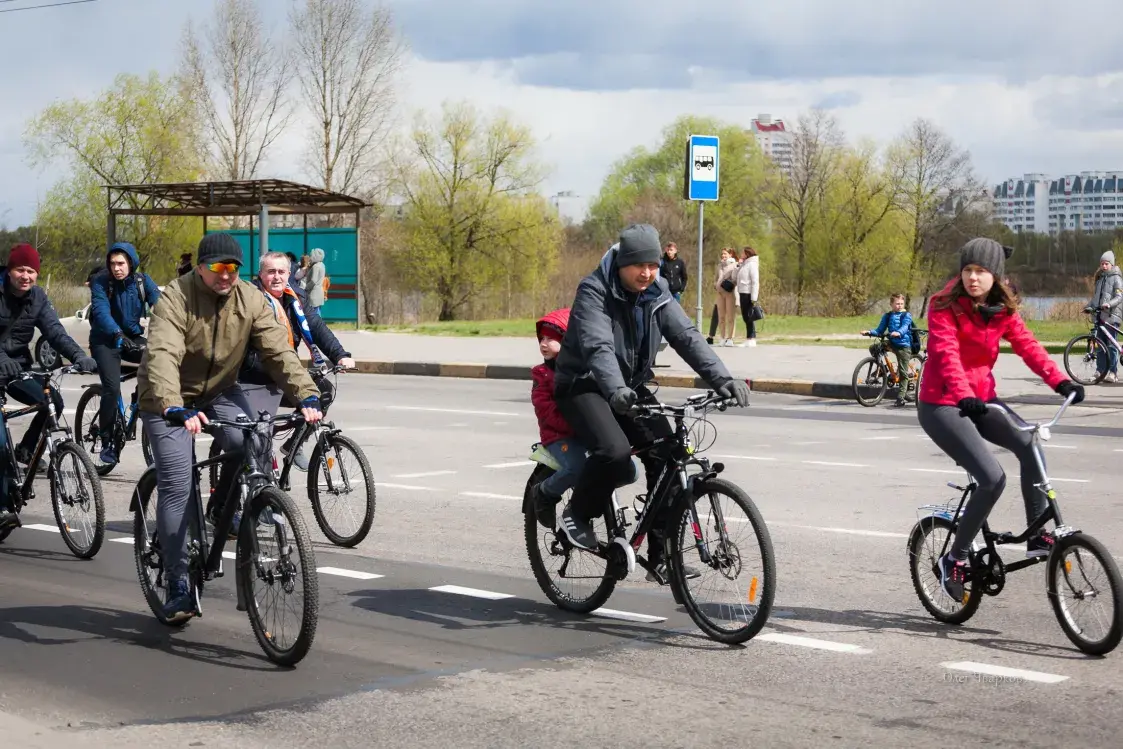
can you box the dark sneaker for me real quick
[938,554,969,602]
[162,578,196,625]
[558,503,597,550]
[645,560,702,584]
[14,445,46,473]
[533,484,559,529]
[99,444,118,465]
[0,509,20,531]
[893,399,907,408]
[1026,530,1056,559]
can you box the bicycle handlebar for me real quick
[629,390,741,418]
[199,411,307,434]
[984,391,1077,433]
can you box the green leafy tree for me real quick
[388,101,563,320]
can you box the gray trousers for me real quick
[917,400,1048,560]
[241,381,283,420]
[141,386,253,581]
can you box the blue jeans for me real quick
[1096,324,1119,375]
[540,438,588,499]
[672,292,683,303]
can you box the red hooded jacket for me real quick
[532,308,574,444]
[919,278,1066,406]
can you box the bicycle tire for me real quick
[141,420,154,466]
[132,467,181,626]
[237,485,320,667]
[908,516,982,624]
[523,464,616,614]
[1063,335,1107,386]
[852,356,888,407]
[669,478,775,644]
[74,386,116,477]
[307,432,375,547]
[49,442,105,559]
[1046,532,1123,655]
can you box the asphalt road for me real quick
[2,374,1122,748]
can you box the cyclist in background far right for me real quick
[1088,250,1122,383]
[861,292,914,407]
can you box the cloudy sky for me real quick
[1,0,1121,228]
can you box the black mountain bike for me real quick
[0,367,105,557]
[131,411,320,667]
[524,390,776,645]
[74,364,154,475]
[908,393,1123,655]
[1063,308,1122,386]
[205,364,376,547]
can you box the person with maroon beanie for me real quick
[0,244,97,531]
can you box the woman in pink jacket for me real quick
[918,238,1084,603]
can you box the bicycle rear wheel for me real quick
[669,478,775,644]
[132,467,182,626]
[852,357,888,407]
[50,442,105,559]
[307,432,375,547]
[74,386,117,477]
[237,485,319,667]
[1063,335,1107,386]
[908,516,982,624]
[523,464,616,613]
[1047,532,1123,655]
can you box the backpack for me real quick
[909,322,922,355]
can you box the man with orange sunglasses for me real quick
[137,233,322,623]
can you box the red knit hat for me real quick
[8,243,40,273]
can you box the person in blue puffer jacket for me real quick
[861,292,914,407]
[88,241,161,465]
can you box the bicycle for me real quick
[1063,308,1122,386]
[0,366,105,558]
[852,330,927,407]
[205,363,376,547]
[74,363,154,475]
[907,392,1123,655]
[523,389,776,645]
[130,410,320,667]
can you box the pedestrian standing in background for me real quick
[736,247,760,347]
[660,242,688,305]
[176,253,193,277]
[714,248,738,347]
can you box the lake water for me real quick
[1020,296,1086,320]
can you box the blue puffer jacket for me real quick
[871,310,913,350]
[89,242,162,347]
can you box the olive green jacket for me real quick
[138,271,318,414]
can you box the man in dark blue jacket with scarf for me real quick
[88,241,161,465]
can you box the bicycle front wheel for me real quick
[1047,532,1123,655]
[237,485,319,667]
[1063,335,1107,386]
[74,385,117,477]
[50,442,105,559]
[307,433,376,547]
[852,357,888,407]
[669,478,775,644]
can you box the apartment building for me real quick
[992,171,1123,235]
[750,114,793,175]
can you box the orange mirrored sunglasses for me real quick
[205,261,240,274]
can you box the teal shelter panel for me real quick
[204,227,357,323]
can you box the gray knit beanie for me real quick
[616,224,663,267]
[1101,250,1116,266]
[959,238,1012,279]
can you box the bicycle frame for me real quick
[1,372,74,510]
[1092,318,1123,354]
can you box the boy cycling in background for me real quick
[862,293,914,407]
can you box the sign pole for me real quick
[695,201,704,330]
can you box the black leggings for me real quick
[739,294,756,338]
[91,340,143,439]
[556,386,675,537]
[917,400,1048,560]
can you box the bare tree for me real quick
[180,0,292,181]
[290,0,405,198]
[765,108,843,315]
[887,118,984,309]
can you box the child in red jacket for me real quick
[918,238,1084,603]
[530,308,588,528]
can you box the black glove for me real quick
[73,356,97,373]
[609,387,638,415]
[163,406,201,426]
[715,378,751,407]
[956,397,988,420]
[122,336,146,354]
[1055,380,1085,404]
[0,357,22,379]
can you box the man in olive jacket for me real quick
[137,233,322,623]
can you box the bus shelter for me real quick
[106,179,370,325]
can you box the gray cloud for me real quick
[391,0,1123,90]
[814,90,862,110]
[1034,76,1123,132]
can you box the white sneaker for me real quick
[1106,372,1118,383]
[747,339,757,347]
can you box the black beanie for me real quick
[197,233,244,266]
[616,224,662,267]
[959,238,1013,279]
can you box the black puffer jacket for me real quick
[0,270,85,369]
[554,246,732,399]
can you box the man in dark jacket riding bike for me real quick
[552,223,750,580]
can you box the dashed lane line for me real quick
[941,661,1068,684]
[802,461,869,468]
[461,491,522,500]
[318,567,384,580]
[392,470,457,479]
[589,608,666,624]
[484,462,530,469]
[429,584,515,600]
[385,406,525,418]
[757,633,871,654]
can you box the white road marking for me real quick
[590,608,666,624]
[940,661,1068,684]
[1043,444,1076,450]
[110,537,134,544]
[318,567,383,580]
[392,470,456,479]
[344,426,392,432]
[222,551,236,560]
[386,406,523,418]
[769,521,908,539]
[802,461,868,468]
[713,454,778,462]
[909,468,963,475]
[758,633,871,654]
[484,461,529,469]
[791,441,824,446]
[429,584,514,600]
[23,523,59,533]
[860,436,900,441]
[1051,477,1090,484]
[380,483,438,491]
[461,491,521,500]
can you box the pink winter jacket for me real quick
[918,278,1067,406]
